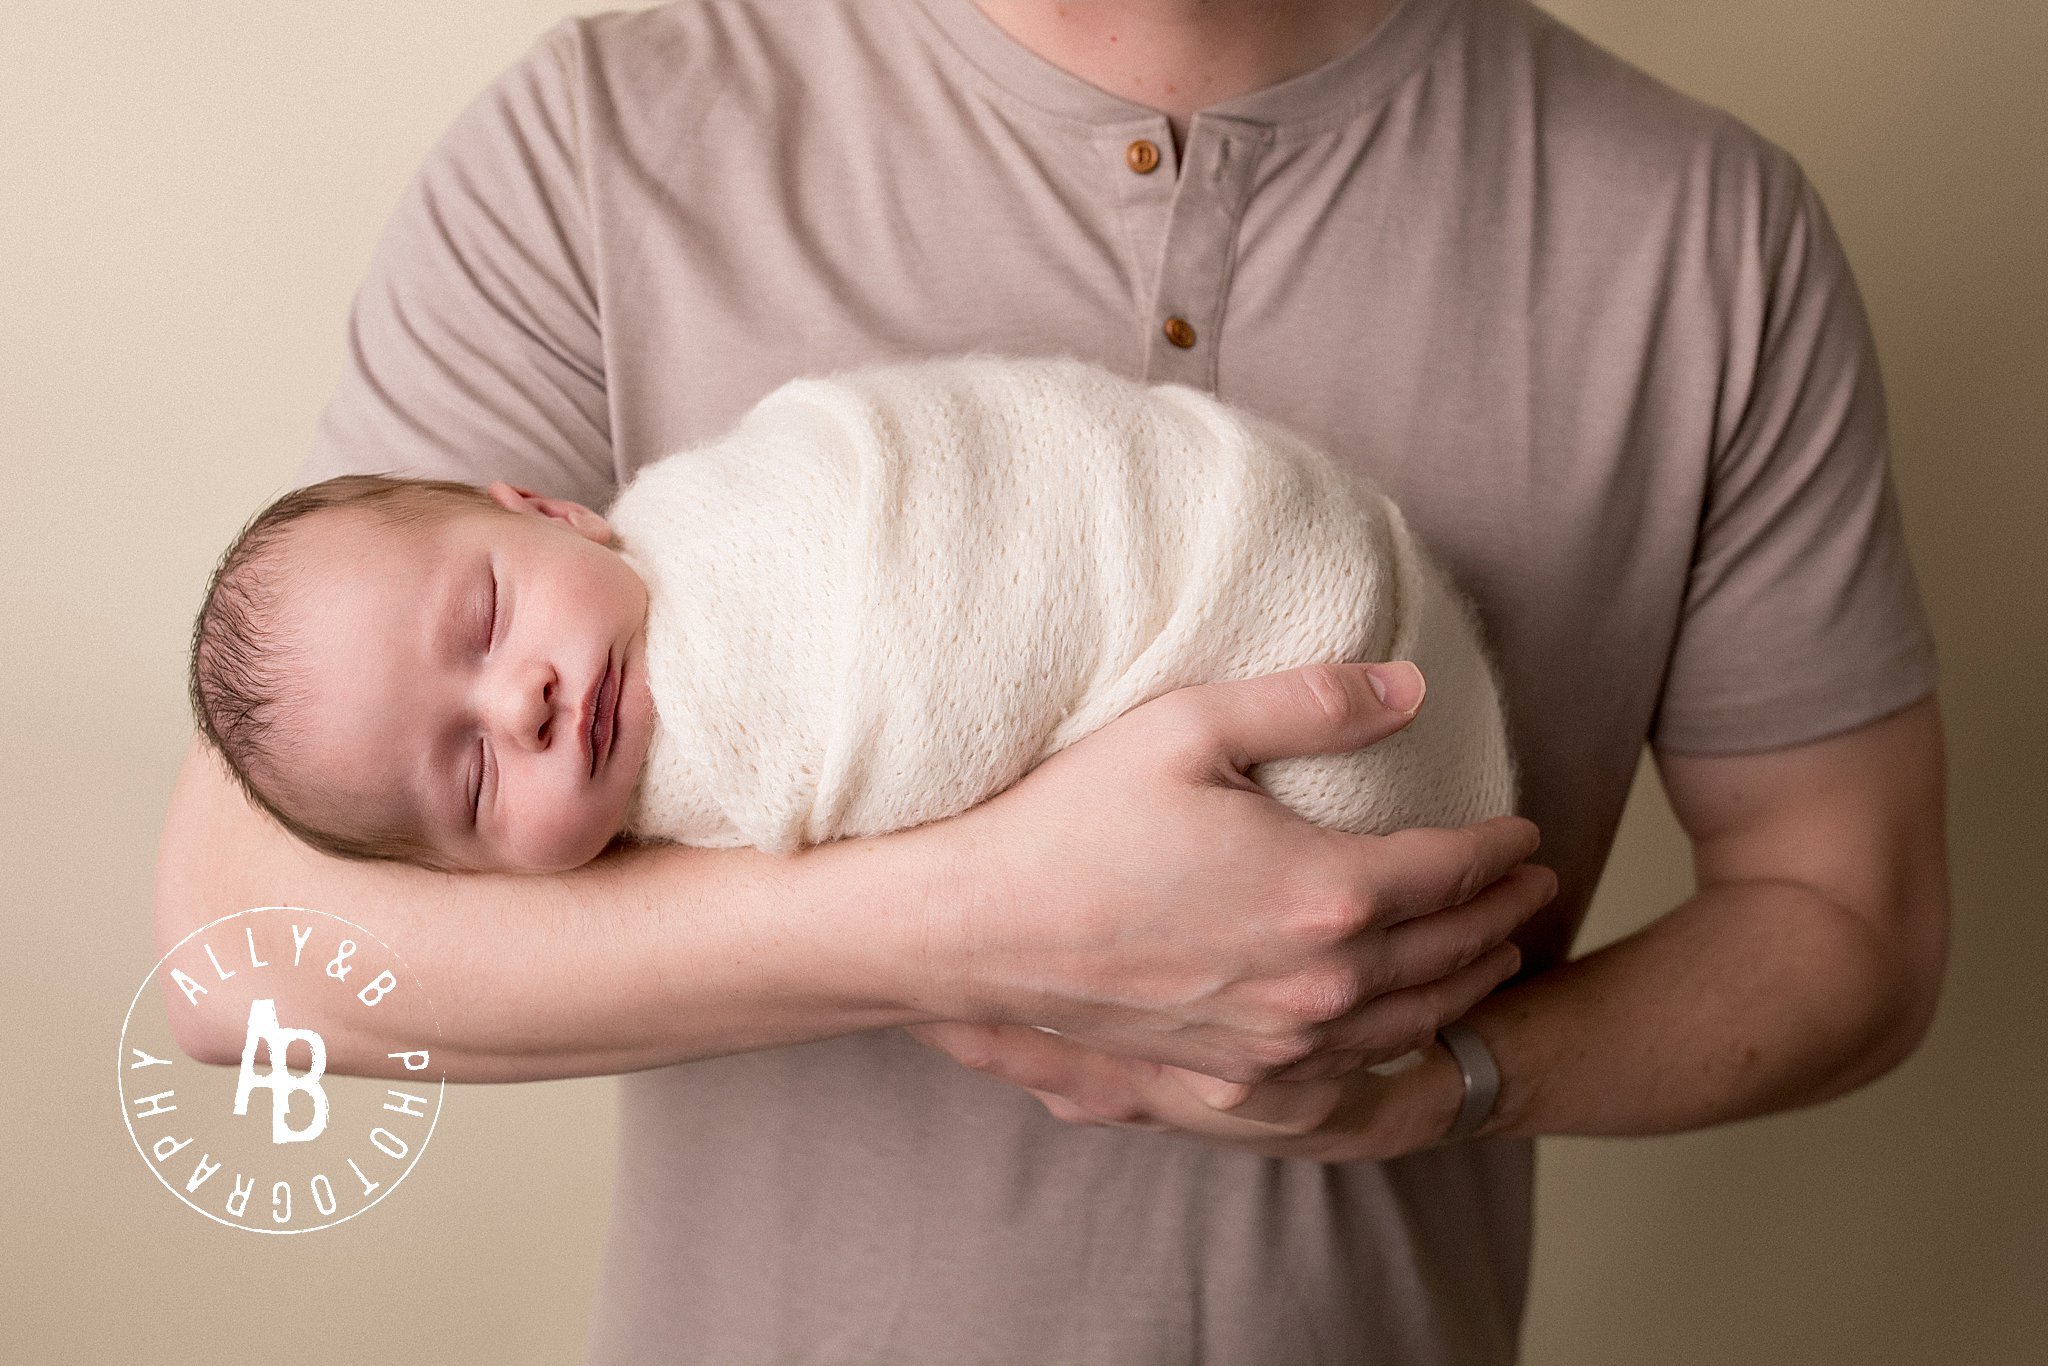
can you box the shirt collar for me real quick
[903,0,1464,135]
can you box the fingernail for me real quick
[1365,661,1424,713]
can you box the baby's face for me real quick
[282,483,657,873]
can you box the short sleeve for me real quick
[291,21,616,511]
[1649,154,1940,754]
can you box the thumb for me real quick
[1192,660,1426,774]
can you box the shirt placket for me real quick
[1100,115,1272,392]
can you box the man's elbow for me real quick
[152,845,244,1066]
[1857,883,1952,1084]
[163,1002,242,1068]
[151,740,267,1066]
[151,850,246,1068]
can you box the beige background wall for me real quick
[4,2,2041,1361]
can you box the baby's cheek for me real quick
[502,789,594,874]
[556,788,629,870]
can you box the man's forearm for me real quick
[1464,877,1940,1139]
[154,742,963,1082]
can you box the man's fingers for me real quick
[1161,1066,1345,1131]
[1259,1049,1378,1084]
[918,1021,1145,1106]
[1170,660,1428,775]
[1327,941,1523,1062]
[1374,861,1555,986]
[1026,1088,1103,1126]
[1231,841,1549,1083]
[1165,1068,1259,1112]
[1357,817,1543,928]
[911,1021,1066,1085]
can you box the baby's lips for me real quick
[588,652,619,776]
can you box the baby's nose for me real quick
[487,666,557,751]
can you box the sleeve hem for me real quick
[1650,639,1939,756]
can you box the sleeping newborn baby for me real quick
[189,354,1517,875]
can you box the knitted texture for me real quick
[607,355,1516,854]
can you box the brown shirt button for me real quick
[1125,139,1161,175]
[1162,316,1197,349]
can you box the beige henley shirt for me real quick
[295,0,1940,1359]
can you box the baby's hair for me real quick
[187,473,504,869]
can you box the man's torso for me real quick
[302,1,1938,1359]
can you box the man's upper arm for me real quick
[1634,142,1952,1065]
[1653,693,1952,1053]
[1648,148,1939,756]
[296,20,614,507]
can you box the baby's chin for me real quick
[440,819,629,877]
[434,850,561,876]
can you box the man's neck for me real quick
[969,0,1403,148]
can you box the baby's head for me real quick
[189,474,656,874]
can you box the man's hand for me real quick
[904,1017,1471,1162]
[926,660,1557,1084]
[931,694,1951,1156]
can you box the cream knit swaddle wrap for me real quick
[607,355,1516,855]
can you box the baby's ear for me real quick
[485,481,614,545]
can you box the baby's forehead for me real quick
[284,497,485,573]
[265,508,463,781]
[266,506,451,630]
